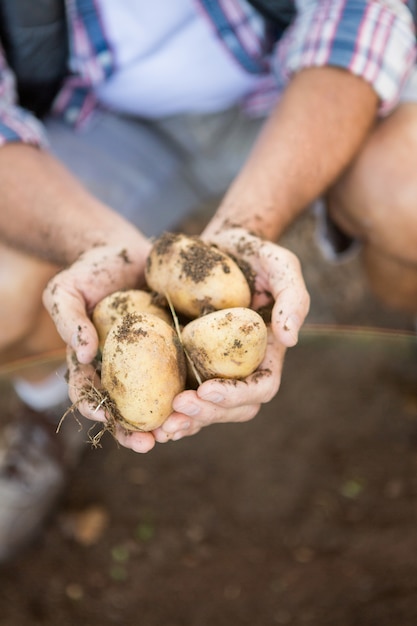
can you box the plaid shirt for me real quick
[0,0,415,147]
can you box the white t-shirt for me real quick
[94,0,263,118]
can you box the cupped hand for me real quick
[153,227,310,443]
[42,240,158,453]
[153,327,285,442]
[202,226,311,348]
[43,242,151,364]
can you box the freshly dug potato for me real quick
[145,232,251,318]
[101,312,186,431]
[93,289,171,351]
[182,307,268,381]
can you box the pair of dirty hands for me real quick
[43,228,310,453]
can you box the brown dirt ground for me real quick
[1,210,417,626]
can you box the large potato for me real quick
[93,289,171,351]
[145,232,251,318]
[101,312,186,431]
[182,307,268,381]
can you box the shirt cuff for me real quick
[0,105,48,148]
[273,0,416,115]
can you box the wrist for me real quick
[202,223,261,251]
[202,183,289,243]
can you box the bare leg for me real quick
[0,244,65,382]
[327,103,417,314]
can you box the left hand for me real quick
[153,227,310,443]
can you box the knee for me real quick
[0,246,58,350]
[328,103,417,266]
[361,245,417,314]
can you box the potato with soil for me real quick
[145,232,251,318]
[101,312,186,431]
[93,289,171,351]
[182,307,268,381]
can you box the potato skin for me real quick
[93,289,171,351]
[181,307,268,381]
[145,232,251,318]
[101,312,186,431]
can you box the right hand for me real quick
[43,241,158,453]
[43,242,151,364]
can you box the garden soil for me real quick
[1,210,417,626]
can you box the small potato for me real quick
[93,289,171,351]
[182,307,268,381]
[101,312,186,431]
[145,232,251,318]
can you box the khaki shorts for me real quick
[45,107,265,237]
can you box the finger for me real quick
[153,412,196,442]
[258,244,310,346]
[155,401,261,443]
[113,425,156,453]
[168,391,257,428]
[43,278,99,364]
[66,348,107,421]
